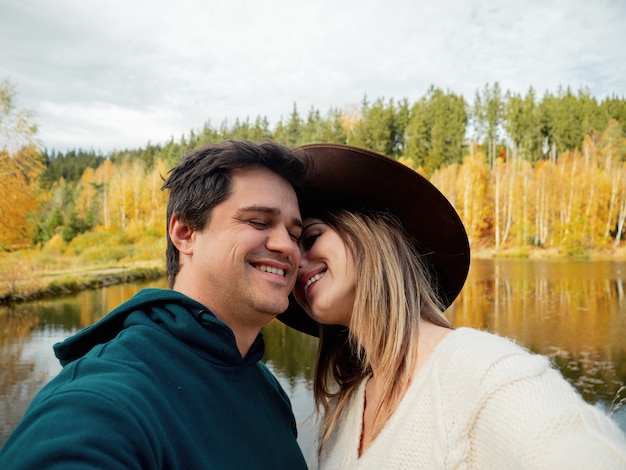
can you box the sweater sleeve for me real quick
[468,345,626,469]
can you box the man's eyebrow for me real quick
[238,206,302,228]
[239,205,279,216]
[303,220,323,231]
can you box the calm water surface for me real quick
[1,258,625,459]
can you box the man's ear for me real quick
[169,214,194,255]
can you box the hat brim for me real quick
[277,143,470,337]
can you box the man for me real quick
[0,140,308,469]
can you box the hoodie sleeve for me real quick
[0,387,161,470]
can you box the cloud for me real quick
[1,0,625,152]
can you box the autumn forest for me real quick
[2,79,626,268]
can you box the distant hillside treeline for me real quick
[2,78,626,257]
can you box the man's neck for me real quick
[232,328,261,358]
[171,282,269,358]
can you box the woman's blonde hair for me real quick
[313,209,452,449]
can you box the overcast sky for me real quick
[2,0,625,153]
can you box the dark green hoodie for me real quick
[0,288,307,469]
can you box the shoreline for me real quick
[1,246,625,306]
[470,245,626,261]
[0,263,166,305]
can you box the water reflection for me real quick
[262,320,319,459]
[1,260,625,453]
[448,259,626,409]
[0,280,168,443]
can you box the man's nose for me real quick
[267,226,299,255]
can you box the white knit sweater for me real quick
[311,328,626,469]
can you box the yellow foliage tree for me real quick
[340,104,361,136]
[73,167,98,225]
[533,159,562,248]
[93,159,115,229]
[451,153,491,245]
[0,145,43,249]
[0,79,41,250]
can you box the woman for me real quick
[278,144,626,469]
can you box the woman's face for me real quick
[294,218,357,327]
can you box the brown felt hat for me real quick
[277,143,470,337]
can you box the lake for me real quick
[1,258,625,460]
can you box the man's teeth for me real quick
[305,273,324,290]
[257,265,285,277]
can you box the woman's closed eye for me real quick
[299,231,321,252]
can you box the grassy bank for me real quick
[0,236,167,306]
[0,261,166,304]
[2,243,625,305]
[0,232,167,304]
[471,245,626,260]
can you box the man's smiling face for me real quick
[187,166,302,327]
